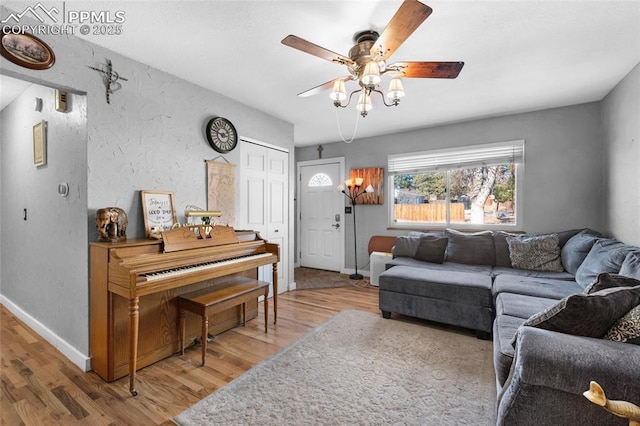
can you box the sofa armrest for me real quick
[511,326,640,399]
[497,327,640,425]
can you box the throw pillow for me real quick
[445,229,495,266]
[493,230,520,267]
[604,304,640,345]
[561,231,600,275]
[619,252,640,280]
[575,239,633,290]
[507,233,564,272]
[512,285,640,347]
[586,273,640,294]
[392,236,422,258]
[413,236,448,264]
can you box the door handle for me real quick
[332,223,340,229]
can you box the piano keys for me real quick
[89,227,279,396]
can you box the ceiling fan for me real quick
[281,0,464,117]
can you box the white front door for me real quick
[298,159,344,272]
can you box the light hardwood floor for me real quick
[1,285,379,425]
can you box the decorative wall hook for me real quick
[88,59,128,104]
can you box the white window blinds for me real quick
[388,140,525,174]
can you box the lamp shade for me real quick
[387,78,405,100]
[330,80,347,101]
[361,61,381,85]
[356,92,372,113]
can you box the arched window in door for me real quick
[308,173,332,187]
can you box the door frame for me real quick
[296,157,346,273]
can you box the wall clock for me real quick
[205,116,238,153]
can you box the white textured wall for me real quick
[601,62,640,246]
[296,102,604,272]
[0,5,294,361]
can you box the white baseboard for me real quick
[0,294,91,372]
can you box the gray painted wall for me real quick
[0,6,294,361]
[297,102,604,273]
[601,62,640,246]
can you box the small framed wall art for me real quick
[140,190,177,237]
[0,31,55,70]
[349,167,384,204]
[33,120,47,167]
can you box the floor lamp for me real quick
[338,178,374,280]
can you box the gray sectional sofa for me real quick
[378,228,640,425]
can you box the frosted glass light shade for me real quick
[387,78,405,100]
[361,62,381,85]
[356,92,372,112]
[330,80,347,101]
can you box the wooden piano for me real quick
[89,225,279,396]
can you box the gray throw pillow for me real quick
[575,239,632,289]
[512,285,640,347]
[493,230,519,267]
[413,236,448,264]
[507,233,564,272]
[445,229,495,266]
[586,273,640,294]
[561,231,600,275]
[604,304,640,345]
[619,252,640,280]
[392,236,422,258]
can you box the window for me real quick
[308,173,332,187]
[388,140,524,228]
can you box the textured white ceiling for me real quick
[3,1,640,146]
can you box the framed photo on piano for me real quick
[141,190,177,237]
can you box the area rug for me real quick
[174,310,496,425]
[294,267,370,289]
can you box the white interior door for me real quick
[239,140,289,295]
[299,160,344,272]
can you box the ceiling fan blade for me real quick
[388,61,464,78]
[371,0,433,61]
[297,77,352,98]
[282,35,354,66]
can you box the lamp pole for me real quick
[338,178,374,280]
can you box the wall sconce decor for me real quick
[349,167,384,204]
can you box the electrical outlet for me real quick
[345,206,352,214]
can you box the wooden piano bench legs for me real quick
[178,278,270,366]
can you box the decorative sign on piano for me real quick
[141,190,177,238]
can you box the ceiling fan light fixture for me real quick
[356,91,372,116]
[361,61,381,85]
[330,80,347,102]
[387,78,405,101]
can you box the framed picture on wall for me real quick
[0,31,55,70]
[140,190,177,237]
[33,120,47,167]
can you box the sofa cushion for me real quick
[514,285,640,342]
[386,257,494,275]
[413,236,448,264]
[604,304,640,344]
[561,231,601,275]
[619,252,640,280]
[507,233,564,272]
[492,275,582,300]
[445,229,495,266]
[495,293,559,319]
[574,239,633,289]
[493,315,525,386]
[493,231,519,267]
[492,267,575,281]
[585,273,640,294]
[378,266,493,308]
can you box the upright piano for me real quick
[89,226,279,396]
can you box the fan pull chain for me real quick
[335,107,361,144]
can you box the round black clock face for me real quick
[206,117,238,153]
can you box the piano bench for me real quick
[178,277,269,366]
